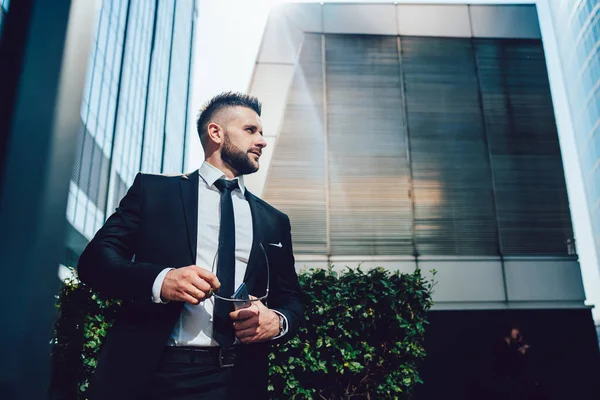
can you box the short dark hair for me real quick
[196,92,262,142]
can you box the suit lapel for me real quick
[179,170,199,264]
[244,191,266,282]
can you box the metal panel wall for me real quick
[475,39,574,255]
[262,34,328,254]
[263,34,573,258]
[402,36,499,256]
[326,34,414,256]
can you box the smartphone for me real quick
[231,282,251,310]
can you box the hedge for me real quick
[50,266,435,399]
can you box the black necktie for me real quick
[213,178,239,348]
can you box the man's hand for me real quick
[229,297,279,344]
[160,266,220,304]
[518,345,530,355]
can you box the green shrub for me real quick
[269,267,435,399]
[50,273,121,399]
[50,266,434,400]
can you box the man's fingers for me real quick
[181,292,200,305]
[162,267,220,303]
[235,326,258,339]
[230,307,258,321]
[233,316,258,331]
[189,275,212,293]
[184,285,207,300]
[193,267,220,291]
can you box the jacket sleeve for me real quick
[270,215,304,343]
[77,173,166,302]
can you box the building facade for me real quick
[251,2,583,314]
[247,3,600,398]
[0,0,10,41]
[64,0,196,265]
[549,0,600,275]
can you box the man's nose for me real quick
[257,136,267,149]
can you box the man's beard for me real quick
[222,134,259,175]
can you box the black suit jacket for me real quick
[77,171,303,400]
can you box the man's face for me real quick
[510,328,520,341]
[220,106,267,176]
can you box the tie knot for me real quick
[214,178,239,193]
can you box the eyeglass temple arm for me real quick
[259,242,270,298]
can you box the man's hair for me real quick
[196,92,262,143]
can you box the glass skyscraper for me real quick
[550,0,600,271]
[0,0,10,40]
[65,0,196,266]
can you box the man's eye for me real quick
[246,128,253,133]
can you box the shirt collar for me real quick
[199,161,246,194]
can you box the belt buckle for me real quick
[218,347,236,369]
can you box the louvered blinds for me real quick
[262,34,328,254]
[402,37,498,256]
[474,39,574,255]
[263,34,573,257]
[326,35,414,256]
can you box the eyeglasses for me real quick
[209,242,270,304]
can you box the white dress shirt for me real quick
[151,161,287,347]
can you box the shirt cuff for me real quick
[151,268,174,303]
[271,309,289,340]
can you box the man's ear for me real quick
[207,122,223,145]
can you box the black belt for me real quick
[160,346,237,368]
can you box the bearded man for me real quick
[78,92,303,400]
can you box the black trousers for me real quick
[144,346,269,400]
[146,361,233,400]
